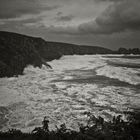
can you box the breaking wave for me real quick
[0,55,140,132]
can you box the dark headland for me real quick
[0,31,140,77]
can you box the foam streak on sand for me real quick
[0,55,140,132]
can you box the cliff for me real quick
[0,31,112,77]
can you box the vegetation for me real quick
[117,48,140,54]
[0,112,140,140]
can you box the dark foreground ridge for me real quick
[0,112,140,140]
[0,31,112,77]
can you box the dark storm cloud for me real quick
[0,0,59,19]
[21,17,42,24]
[46,0,140,35]
[55,14,74,22]
[0,16,45,30]
[94,0,123,2]
[78,0,140,34]
[57,12,63,16]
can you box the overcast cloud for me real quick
[45,0,140,35]
[79,0,140,34]
[0,0,140,49]
[0,0,59,19]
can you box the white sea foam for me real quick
[0,55,140,132]
[96,65,140,85]
[48,55,106,72]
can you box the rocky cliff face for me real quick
[0,31,113,77]
[0,31,53,77]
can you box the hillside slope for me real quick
[47,41,112,55]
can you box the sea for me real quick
[0,55,140,132]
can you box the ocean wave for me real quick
[0,55,140,132]
[96,65,140,85]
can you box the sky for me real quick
[0,0,140,50]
